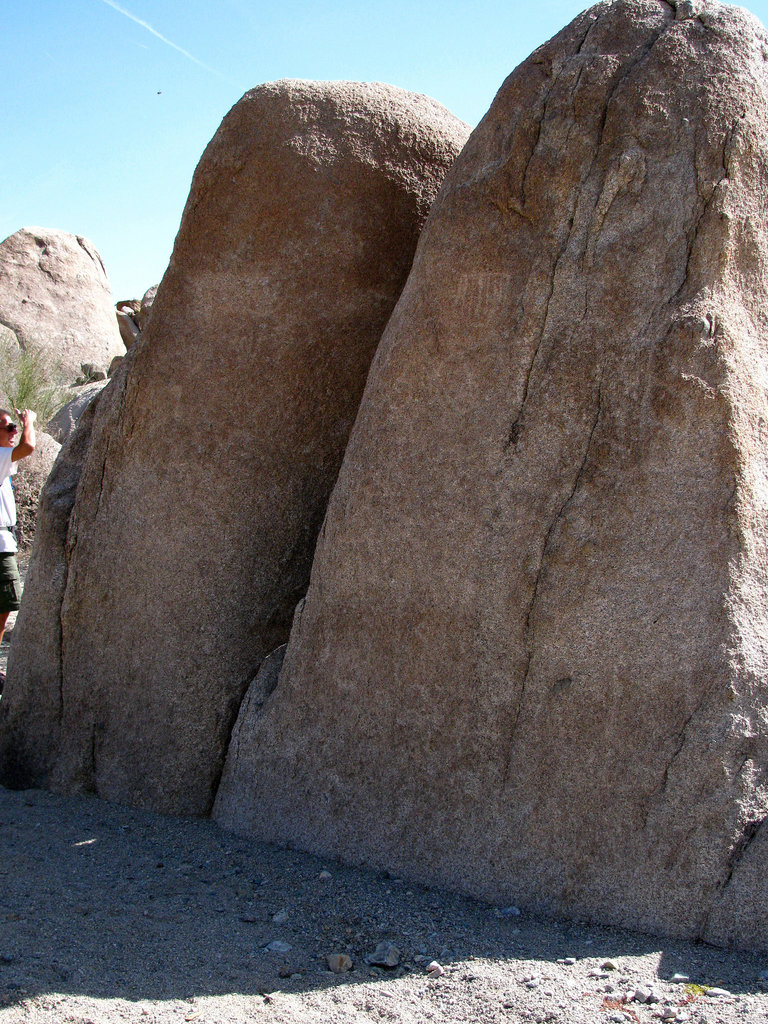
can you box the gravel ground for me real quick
[0,785,767,1024]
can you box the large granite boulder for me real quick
[0,82,469,814]
[0,228,125,379]
[214,1,768,949]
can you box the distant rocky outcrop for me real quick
[0,228,125,378]
[0,81,469,814]
[115,285,157,350]
[213,1,768,950]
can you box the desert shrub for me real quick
[0,334,69,424]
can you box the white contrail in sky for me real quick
[96,0,218,74]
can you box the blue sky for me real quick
[3,0,768,299]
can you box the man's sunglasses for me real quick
[1,423,17,433]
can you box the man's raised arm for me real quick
[12,409,36,462]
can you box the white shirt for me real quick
[0,447,18,553]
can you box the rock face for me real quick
[0,228,125,378]
[47,380,109,445]
[136,285,157,332]
[0,400,102,790]
[214,2,768,949]
[0,82,469,814]
[13,431,62,549]
[116,309,140,349]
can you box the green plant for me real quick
[683,982,708,999]
[0,334,69,424]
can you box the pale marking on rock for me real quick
[584,147,647,268]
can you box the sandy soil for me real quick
[0,783,766,1024]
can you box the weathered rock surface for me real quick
[114,285,158,350]
[0,323,20,353]
[47,380,109,444]
[136,285,158,331]
[13,431,61,549]
[214,1,768,949]
[116,310,140,348]
[0,82,469,814]
[0,400,102,788]
[0,228,125,378]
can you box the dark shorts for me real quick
[0,553,22,614]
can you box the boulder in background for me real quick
[0,228,125,379]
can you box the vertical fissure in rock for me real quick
[76,234,108,277]
[507,18,671,453]
[505,212,579,450]
[720,815,768,888]
[502,384,604,785]
[638,691,708,829]
[698,815,768,939]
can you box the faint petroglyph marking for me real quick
[455,272,518,316]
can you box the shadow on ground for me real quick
[0,785,765,1011]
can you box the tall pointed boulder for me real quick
[0,82,469,813]
[214,2,768,948]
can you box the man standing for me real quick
[0,407,36,695]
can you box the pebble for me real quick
[272,909,289,925]
[601,959,619,971]
[588,970,610,979]
[497,906,522,917]
[265,941,292,953]
[318,870,332,881]
[327,953,353,973]
[525,979,540,990]
[426,961,445,977]
[705,987,731,998]
[366,942,400,968]
[632,984,659,1003]
[670,973,690,983]
[558,957,577,965]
